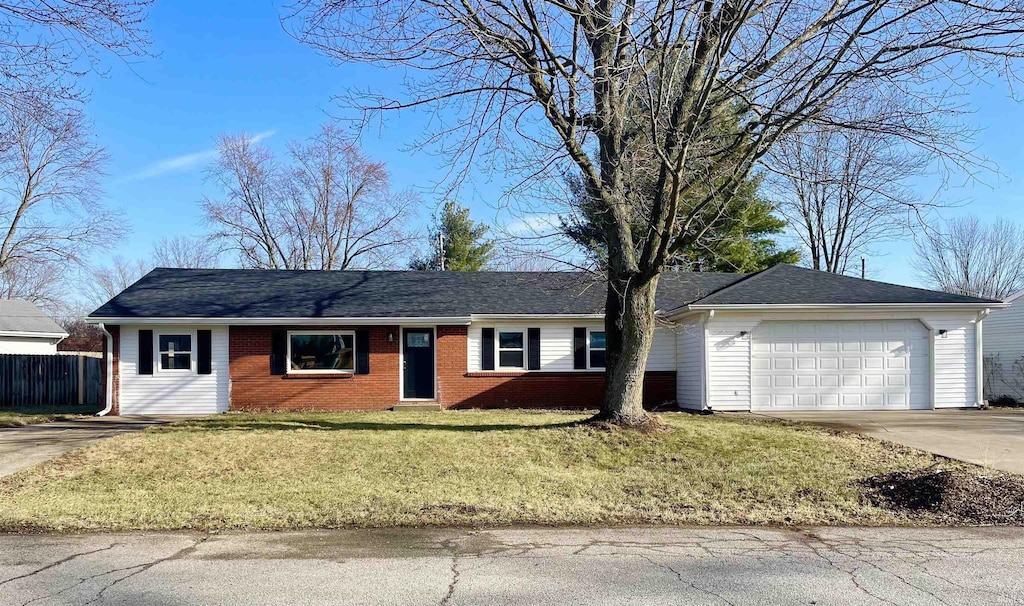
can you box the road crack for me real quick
[640,554,736,606]
[17,535,209,606]
[0,543,123,587]
[439,540,460,606]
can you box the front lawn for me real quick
[0,412,82,428]
[0,411,988,531]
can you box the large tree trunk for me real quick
[598,273,660,426]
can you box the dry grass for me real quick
[0,412,81,428]
[0,410,980,531]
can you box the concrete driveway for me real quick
[0,416,175,478]
[754,409,1024,474]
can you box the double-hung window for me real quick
[158,334,193,372]
[497,331,525,369]
[288,331,355,373]
[588,330,606,369]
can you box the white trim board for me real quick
[87,316,472,326]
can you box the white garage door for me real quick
[751,320,930,410]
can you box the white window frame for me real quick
[286,330,356,375]
[587,327,607,370]
[155,330,195,374]
[496,329,526,370]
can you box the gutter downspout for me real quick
[976,309,991,407]
[97,323,114,416]
[701,310,714,412]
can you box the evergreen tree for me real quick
[410,202,495,271]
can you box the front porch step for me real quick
[392,402,442,412]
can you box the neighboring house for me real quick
[85,264,1001,415]
[982,290,1024,401]
[0,300,68,355]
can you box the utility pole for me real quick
[861,257,866,280]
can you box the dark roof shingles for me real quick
[89,265,995,320]
[689,264,998,306]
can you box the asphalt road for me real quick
[1,527,1022,605]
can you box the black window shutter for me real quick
[197,330,212,375]
[138,330,153,375]
[270,329,287,375]
[528,327,541,370]
[481,327,495,370]
[573,327,586,370]
[355,329,370,374]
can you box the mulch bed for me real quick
[861,469,1024,525]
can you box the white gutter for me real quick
[470,313,605,321]
[85,316,473,326]
[666,302,1008,320]
[0,330,69,339]
[97,323,114,417]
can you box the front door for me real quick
[402,328,435,399]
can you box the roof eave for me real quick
[85,316,474,326]
[0,330,68,339]
[666,301,1007,319]
[470,313,605,321]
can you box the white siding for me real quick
[119,324,230,415]
[706,315,760,411]
[0,336,58,354]
[929,316,977,408]
[675,318,704,409]
[983,296,1024,399]
[466,321,676,372]
[702,310,982,411]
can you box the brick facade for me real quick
[227,324,676,411]
[230,325,401,412]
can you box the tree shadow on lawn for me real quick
[169,419,585,433]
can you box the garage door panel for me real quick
[751,320,930,411]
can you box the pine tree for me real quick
[410,202,495,271]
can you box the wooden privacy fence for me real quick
[0,354,103,412]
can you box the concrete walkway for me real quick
[0,527,1021,605]
[0,416,174,478]
[754,409,1024,474]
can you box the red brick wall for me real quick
[436,325,675,409]
[227,324,676,411]
[230,325,401,411]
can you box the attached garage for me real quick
[668,264,1001,412]
[750,320,930,411]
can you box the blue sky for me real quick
[80,0,1024,287]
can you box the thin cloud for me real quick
[501,212,563,237]
[121,129,276,182]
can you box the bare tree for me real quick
[88,255,149,303]
[914,216,1024,300]
[0,105,121,305]
[152,235,221,269]
[0,258,61,310]
[288,0,1024,426]
[768,106,933,274]
[288,124,419,269]
[203,126,417,270]
[0,1,152,114]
